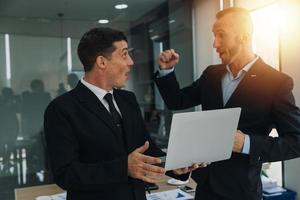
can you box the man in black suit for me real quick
[44,27,198,200]
[154,7,300,200]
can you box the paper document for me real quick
[37,190,191,200]
[36,192,66,200]
[263,186,287,194]
[261,175,277,190]
[146,189,193,200]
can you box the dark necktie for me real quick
[104,93,127,150]
[104,93,122,128]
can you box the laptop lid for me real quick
[164,107,241,171]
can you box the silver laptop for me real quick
[164,107,241,171]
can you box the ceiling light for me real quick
[98,19,109,24]
[151,35,159,40]
[169,19,176,24]
[115,4,128,9]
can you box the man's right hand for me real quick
[159,49,179,69]
[128,141,165,183]
[172,163,208,175]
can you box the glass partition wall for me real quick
[0,0,194,199]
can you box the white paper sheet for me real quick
[146,189,193,200]
[36,192,66,200]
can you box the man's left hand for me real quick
[233,130,245,153]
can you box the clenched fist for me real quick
[159,49,179,69]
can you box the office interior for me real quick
[0,0,299,199]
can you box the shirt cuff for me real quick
[242,134,250,154]
[158,67,174,77]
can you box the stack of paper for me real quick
[50,192,66,200]
[38,190,192,200]
[261,175,277,190]
[263,186,287,195]
[261,175,287,197]
[146,189,193,200]
[36,192,66,200]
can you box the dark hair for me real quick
[77,27,127,72]
[216,7,250,19]
[30,79,45,92]
[1,87,14,96]
[67,73,79,89]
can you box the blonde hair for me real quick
[216,7,253,39]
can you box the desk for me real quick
[15,176,196,200]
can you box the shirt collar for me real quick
[226,55,259,80]
[80,78,113,100]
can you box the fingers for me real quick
[134,142,162,164]
[173,167,190,175]
[141,172,160,183]
[173,163,209,175]
[128,143,165,182]
[159,50,170,63]
[141,162,165,174]
[160,49,178,62]
[128,162,164,183]
[143,169,164,178]
[141,166,166,183]
[140,154,162,165]
[181,167,191,174]
[170,49,179,60]
[189,163,200,170]
[172,169,182,175]
[199,163,207,168]
[135,141,149,154]
[185,164,199,173]
[233,130,245,153]
[159,49,179,68]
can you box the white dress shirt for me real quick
[80,78,122,116]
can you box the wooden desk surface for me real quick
[15,176,196,200]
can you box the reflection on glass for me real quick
[0,0,194,199]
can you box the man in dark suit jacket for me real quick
[154,7,300,200]
[44,27,194,200]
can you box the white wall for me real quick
[235,0,278,10]
[193,0,220,78]
[192,0,220,111]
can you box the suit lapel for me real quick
[212,65,227,108]
[74,82,122,139]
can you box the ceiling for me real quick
[0,0,167,37]
[0,0,165,21]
